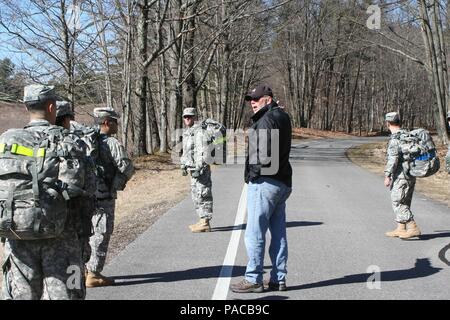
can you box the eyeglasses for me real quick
[183,115,194,119]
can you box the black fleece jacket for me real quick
[245,101,293,188]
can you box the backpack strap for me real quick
[3,189,14,229]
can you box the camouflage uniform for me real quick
[86,133,134,274]
[181,124,213,220]
[1,118,87,300]
[447,143,450,173]
[385,129,416,223]
[447,112,450,173]
[57,102,97,265]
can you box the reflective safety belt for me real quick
[0,143,45,157]
[213,136,227,145]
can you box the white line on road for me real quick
[212,184,248,300]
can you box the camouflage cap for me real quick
[56,100,73,118]
[23,84,57,103]
[385,112,400,122]
[93,107,120,120]
[183,108,196,117]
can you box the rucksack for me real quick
[398,128,440,178]
[201,118,227,164]
[0,125,86,240]
[71,122,100,163]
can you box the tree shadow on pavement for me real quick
[211,221,323,232]
[110,265,247,287]
[287,258,441,291]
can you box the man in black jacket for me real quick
[231,84,293,293]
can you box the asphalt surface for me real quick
[87,137,450,300]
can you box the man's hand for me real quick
[384,176,392,188]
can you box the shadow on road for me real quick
[234,295,289,301]
[404,231,450,241]
[286,221,323,228]
[211,221,323,232]
[110,265,247,287]
[211,224,246,232]
[287,258,441,291]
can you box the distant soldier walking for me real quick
[180,108,213,233]
[85,107,134,287]
[384,112,421,239]
[446,112,450,173]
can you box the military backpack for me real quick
[0,125,86,240]
[201,118,227,164]
[398,128,440,178]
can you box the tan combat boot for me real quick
[385,223,407,237]
[399,220,421,239]
[85,271,115,288]
[189,219,203,231]
[190,218,211,233]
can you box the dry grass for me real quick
[292,127,353,140]
[347,141,449,206]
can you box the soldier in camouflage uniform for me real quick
[446,112,450,173]
[180,108,213,233]
[55,101,97,267]
[85,107,134,287]
[384,112,421,239]
[1,85,88,300]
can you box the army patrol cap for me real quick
[183,108,197,117]
[23,84,58,104]
[56,101,74,118]
[385,112,400,122]
[93,107,120,120]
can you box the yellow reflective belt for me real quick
[36,148,45,157]
[213,137,227,145]
[0,143,5,154]
[10,144,45,157]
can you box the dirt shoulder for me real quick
[347,140,449,206]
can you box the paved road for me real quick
[87,137,450,300]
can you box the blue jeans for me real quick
[244,177,292,285]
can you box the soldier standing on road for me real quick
[180,107,214,233]
[1,85,88,300]
[384,112,421,239]
[446,112,450,173]
[85,107,135,288]
[55,100,97,270]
